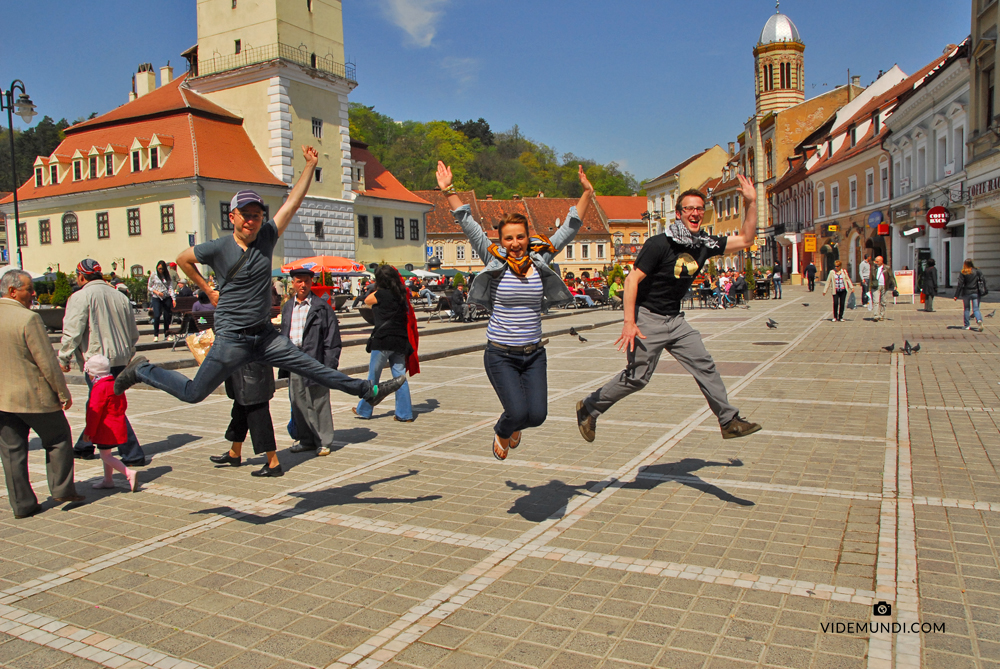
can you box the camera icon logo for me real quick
[873,601,892,617]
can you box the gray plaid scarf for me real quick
[665,221,721,251]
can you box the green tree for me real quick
[50,271,72,307]
[452,271,465,288]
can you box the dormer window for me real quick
[50,165,58,184]
[106,154,114,176]
[132,151,141,172]
[34,168,42,187]
[73,161,82,181]
[150,147,159,169]
[872,112,880,136]
[89,156,98,178]
[850,126,857,148]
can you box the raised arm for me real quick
[548,165,594,252]
[722,174,757,254]
[436,161,465,211]
[274,146,319,237]
[437,161,494,262]
[576,165,595,220]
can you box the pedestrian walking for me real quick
[437,159,593,460]
[0,270,83,518]
[921,258,938,312]
[868,256,896,322]
[148,260,175,342]
[354,265,418,422]
[804,262,817,292]
[112,146,405,410]
[83,355,139,492]
[953,259,986,331]
[210,362,284,477]
[59,259,146,466]
[822,260,854,322]
[577,175,762,443]
[279,267,342,456]
[859,255,871,305]
[772,264,782,299]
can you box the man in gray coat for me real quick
[280,268,341,457]
[59,259,145,465]
[0,270,84,518]
[859,254,872,306]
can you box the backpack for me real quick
[977,271,989,297]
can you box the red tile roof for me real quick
[595,195,646,221]
[1,78,283,205]
[351,143,431,206]
[415,189,483,235]
[523,198,608,238]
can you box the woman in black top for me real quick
[355,266,414,420]
[953,259,985,331]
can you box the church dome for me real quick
[759,13,801,45]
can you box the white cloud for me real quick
[378,0,449,48]
[442,56,480,87]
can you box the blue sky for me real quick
[1,0,969,184]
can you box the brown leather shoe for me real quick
[576,401,597,443]
[720,416,762,440]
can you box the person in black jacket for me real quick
[279,268,342,456]
[921,258,938,312]
[953,259,985,331]
[209,361,282,477]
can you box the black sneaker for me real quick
[250,463,283,477]
[576,400,597,443]
[365,375,406,408]
[114,355,148,395]
[121,459,147,467]
[720,416,762,440]
[209,452,242,466]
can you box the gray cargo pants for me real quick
[581,307,739,426]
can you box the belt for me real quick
[488,340,544,354]
[236,321,273,335]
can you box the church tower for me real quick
[753,4,805,116]
[184,0,359,261]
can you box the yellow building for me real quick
[184,0,359,262]
[0,75,287,277]
[350,140,432,270]
[643,146,732,233]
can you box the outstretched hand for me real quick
[436,161,453,191]
[615,320,646,353]
[578,164,594,193]
[302,145,319,166]
[736,173,756,204]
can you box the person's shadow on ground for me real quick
[192,470,441,524]
[505,480,598,522]
[62,465,173,509]
[628,458,754,506]
[412,398,440,416]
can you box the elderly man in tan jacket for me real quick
[0,269,83,518]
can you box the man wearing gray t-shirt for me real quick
[113,146,404,412]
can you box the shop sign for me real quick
[867,211,883,228]
[803,236,816,253]
[827,224,839,233]
[893,208,910,221]
[969,176,1000,199]
[877,223,890,235]
[926,206,950,229]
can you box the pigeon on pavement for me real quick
[569,327,578,336]
[912,343,920,353]
[766,321,778,329]
[578,334,588,342]
[903,341,912,355]
[803,303,809,306]
[882,343,895,353]
[987,310,996,318]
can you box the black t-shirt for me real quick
[193,222,278,334]
[369,289,411,355]
[633,233,727,316]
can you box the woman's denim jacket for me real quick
[453,204,581,313]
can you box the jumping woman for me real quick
[435,160,594,460]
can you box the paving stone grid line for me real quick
[0,296,972,669]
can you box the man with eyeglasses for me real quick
[112,146,405,410]
[577,176,763,441]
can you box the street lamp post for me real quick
[1,80,38,269]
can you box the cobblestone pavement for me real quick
[2,285,998,669]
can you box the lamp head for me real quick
[14,94,36,123]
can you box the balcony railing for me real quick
[196,42,356,82]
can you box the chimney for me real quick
[160,62,174,86]
[728,142,735,156]
[135,63,155,97]
[851,75,861,87]
[486,195,493,200]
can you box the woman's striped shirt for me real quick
[486,269,543,346]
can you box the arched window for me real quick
[62,212,79,242]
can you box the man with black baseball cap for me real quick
[113,146,404,408]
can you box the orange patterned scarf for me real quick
[487,234,556,277]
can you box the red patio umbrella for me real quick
[280,255,366,274]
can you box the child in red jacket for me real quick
[84,355,138,492]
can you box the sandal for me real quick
[492,434,509,461]
[509,431,521,449]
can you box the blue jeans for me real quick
[419,288,438,306]
[963,295,983,327]
[773,278,782,299]
[74,366,145,462]
[136,327,371,403]
[355,350,412,419]
[483,343,548,438]
[151,297,172,337]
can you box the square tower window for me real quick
[312,117,323,138]
[314,220,324,239]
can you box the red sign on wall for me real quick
[926,206,950,229]
[877,223,890,236]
